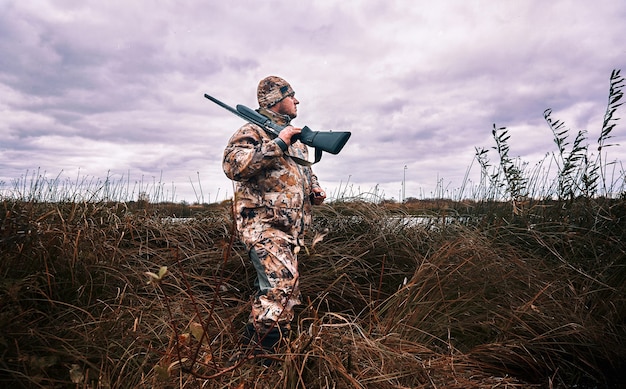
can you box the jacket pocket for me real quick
[263,192,303,230]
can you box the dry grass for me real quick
[1,198,625,388]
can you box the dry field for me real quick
[1,198,624,388]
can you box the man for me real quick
[222,76,326,356]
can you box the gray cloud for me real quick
[1,0,625,202]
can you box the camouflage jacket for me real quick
[223,108,321,247]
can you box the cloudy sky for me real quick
[1,0,625,203]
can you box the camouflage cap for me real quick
[257,76,295,109]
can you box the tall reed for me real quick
[472,69,625,204]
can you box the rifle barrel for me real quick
[204,94,241,118]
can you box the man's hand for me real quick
[310,188,326,205]
[278,126,301,146]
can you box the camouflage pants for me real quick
[248,233,301,331]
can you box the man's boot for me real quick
[243,323,289,366]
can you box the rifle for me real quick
[204,93,351,164]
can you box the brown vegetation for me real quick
[1,197,624,388]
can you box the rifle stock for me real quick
[204,93,350,163]
[298,126,351,155]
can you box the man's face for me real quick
[273,95,299,119]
